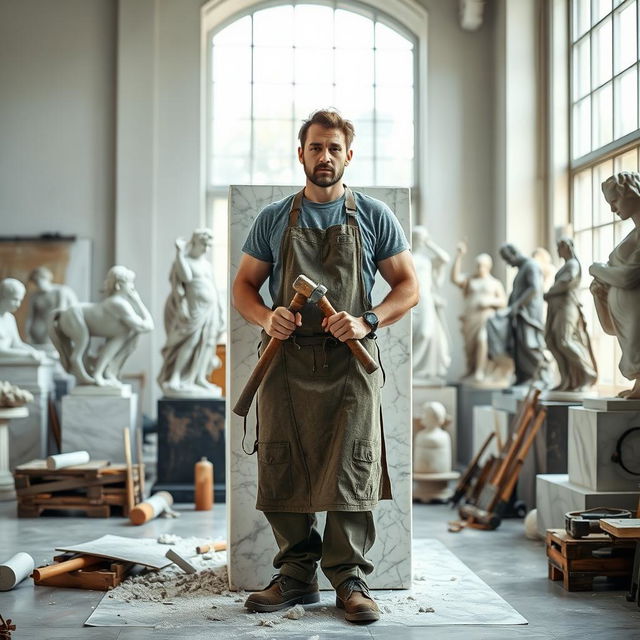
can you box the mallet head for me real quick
[292,274,327,304]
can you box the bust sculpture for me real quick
[157,229,225,397]
[0,279,47,364]
[589,170,640,398]
[487,243,550,386]
[451,241,509,384]
[544,237,597,393]
[49,266,154,389]
[26,266,78,346]
[413,401,452,475]
[411,226,451,386]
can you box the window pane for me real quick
[213,119,251,156]
[253,83,293,119]
[573,231,593,287]
[295,47,333,85]
[346,157,374,186]
[615,217,636,241]
[572,0,591,40]
[252,154,294,185]
[376,121,414,160]
[593,223,614,261]
[254,47,293,83]
[335,9,373,49]
[615,147,639,171]
[334,84,374,120]
[211,156,250,185]
[294,83,334,121]
[573,168,593,230]
[593,159,615,225]
[573,35,591,100]
[614,1,637,73]
[376,85,413,121]
[376,21,413,49]
[376,158,413,187]
[213,15,251,46]
[294,5,333,47]
[376,49,413,86]
[592,82,613,149]
[210,197,229,294]
[573,96,591,158]
[351,120,374,157]
[253,119,293,158]
[335,48,374,86]
[213,45,251,84]
[213,83,251,120]
[592,17,613,88]
[614,66,638,137]
[593,0,612,24]
[253,6,294,46]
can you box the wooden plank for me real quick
[16,473,128,498]
[600,518,640,538]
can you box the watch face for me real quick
[364,311,378,330]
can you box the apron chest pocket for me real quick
[351,439,380,500]
[258,441,293,502]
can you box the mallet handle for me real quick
[32,555,103,581]
[315,297,379,374]
[233,292,309,417]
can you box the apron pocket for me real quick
[352,439,380,501]
[257,441,293,502]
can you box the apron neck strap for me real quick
[287,186,358,227]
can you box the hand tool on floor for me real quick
[565,508,633,539]
[32,554,104,581]
[449,431,495,508]
[195,541,227,554]
[129,491,174,526]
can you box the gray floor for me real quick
[1,501,639,640]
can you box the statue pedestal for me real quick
[61,392,138,463]
[413,471,460,502]
[472,405,509,466]
[0,407,28,500]
[0,361,54,468]
[152,397,226,503]
[413,384,458,466]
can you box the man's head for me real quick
[297,109,354,189]
[499,243,523,267]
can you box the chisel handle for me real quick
[32,555,103,581]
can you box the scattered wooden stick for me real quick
[32,554,103,581]
[195,541,227,554]
[123,428,135,514]
[135,428,145,504]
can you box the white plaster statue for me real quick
[412,226,451,386]
[413,401,452,474]
[0,279,47,364]
[26,266,78,347]
[451,241,509,384]
[532,247,556,293]
[544,237,597,393]
[158,229,225,397]
[49,266,154,389]
[0,381,33,408]
[589,171,640,398]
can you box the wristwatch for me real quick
[362,311,379,336]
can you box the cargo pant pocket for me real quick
[352,439,381,501]
[257,441,293,502]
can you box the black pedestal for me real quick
[153,397,226,503]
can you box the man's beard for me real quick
[304,162,345,188]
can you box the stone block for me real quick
[413,384,457,466]
[472,405,508,466]
[457,383,497,465]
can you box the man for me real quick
[232,109,418,623]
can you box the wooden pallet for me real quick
[33,553,133,590]
[546,529,636,591]
[14,459,142,518]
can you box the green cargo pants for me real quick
[264,511,375,589]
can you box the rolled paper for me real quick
[129,491,174,526]
[46,451,90,470]
[0,552,35,591]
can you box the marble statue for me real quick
[412,226,451,386]
[0,279,47,364]
[544,237,597,392]
[589,170,640,398]
[532,247,556,293]
[0,381,33,408]
[487,243,550,386]
[451,241,509,384]
[158,229,225,397]
[49,266,154,389]
[413,401,452,474]
[26,266,78,347]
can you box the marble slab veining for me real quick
[227,185,412,591]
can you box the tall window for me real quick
[206,3,417,299]
[569,0,640,390]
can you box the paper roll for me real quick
[0,552,35,591]
[129,491,174,525]
[46,451,90,470]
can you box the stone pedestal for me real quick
[413,384,458,466]
[536,474,640,537]
[61,392,138,463]
[153,397,226,503]
[413,471,460,502]
[0,361,54,468]
[0,407,28,500]
[568,406,640,491]
[472,405,509,466]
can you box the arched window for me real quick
[204,1,420,294]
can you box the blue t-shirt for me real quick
[242,190,410,302]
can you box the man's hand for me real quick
[264,307,302,340]
[322,312,370,341]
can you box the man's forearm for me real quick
[232,281,272,329]
[372,279,419,329]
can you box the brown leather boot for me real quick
[335,577,380,623]
[244,574,320,612]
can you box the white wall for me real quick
[0,0,117,297]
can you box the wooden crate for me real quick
[33,554,133,590]
[14,460,142,518]
[546,529,636,591]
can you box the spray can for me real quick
[194,457,213,510]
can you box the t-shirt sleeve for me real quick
[374,202,411,262]
[241,206,274,263]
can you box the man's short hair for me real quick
[298,109,355,150]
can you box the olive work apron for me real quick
[252,186,392,513]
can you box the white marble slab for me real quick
[568,406,640,491]
[535,474,640,538]
[583,397,640,411]
[61,393,138,463]
[472,405,508,466]
[412,384,457,467]
[227,185,412,590]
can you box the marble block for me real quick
[457,383,497,465]
[491,387,527,415]
[536,474,640,538]
[413,384,457,467]
[583,397,640,411]
[0,361,54,468]
[153,397,225,503]
[472,405,508,466]
[228,185,412,591]
[568,406,640,492]
[0,407,28,500]
[61,393,138,463]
